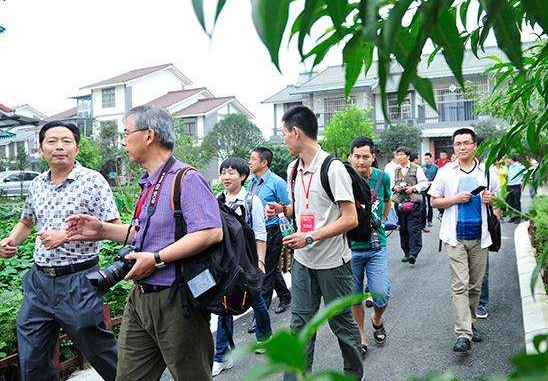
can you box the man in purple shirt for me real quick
[66,105,223,381]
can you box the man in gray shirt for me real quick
[0,121,119,381]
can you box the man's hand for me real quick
[405,186,415,195]
[453,192,472,205]
[258,260,266,274]
[482,190,495,205]
[38,230,67,250]
[124,252,156,280]
[65,214,104,240]
[393,185,403,193]
[0,237,17,259]
[265,202,283,220]
[283,232,310,250]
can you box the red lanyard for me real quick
[134,186,154,223]
[300,170,314,209]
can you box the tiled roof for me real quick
[46,107,77,121]
[262,85,303,104]
[174,97,234,117]
[81,63,173,89]
[146,88,206,108]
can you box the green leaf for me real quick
[296,0,324,56]
[431,8,465,87]
[470,29,480,57]
[326,0,348,37]
[377,49,390,121]
[251,0,291,71]
[191,0,207,34]
[254,330,308,372]
[412,76,437,112]
[459,0,470,28]
[427,45,443,67]
[241,363,297,381]
[214,0,228,26]
[382,0,413,50]
[298,293,366,345]
[481,0,523,69]
[304,31,343,67]
[343,33,373,98]
[522,0,548,32]
[306,370,357,381]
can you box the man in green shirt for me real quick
[348,137,392,352]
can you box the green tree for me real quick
[172,118,214,170]
[76,137,101,171]
[15,145,27,171]
[472,120,505,144]
[263,142,294,179]
[97,121,123,179]
[202,114,264,160]
[320,105,375,159]
[378,123,422,155]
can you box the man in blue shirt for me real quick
[249,147,292,316]
[505,156,525,223]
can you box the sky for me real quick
[0,0,342,138]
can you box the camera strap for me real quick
[123,156,176,250]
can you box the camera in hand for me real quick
[86,245,136,294]
[370,215,382,251]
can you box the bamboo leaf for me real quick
[306,370,357,381]
[412,76,437,112]
[214,0,228,26]
[241,363,296,381]
[522,0,548,32]
[377,49,390,120]
[343,33,373,98]
[431,8,465,87]
[459,0,470,28]
[470,29,480,57]
[481,0,523,69]
[191,0,207,34]
[382,0,413,50]
[296,0,324,56]
[251,0,291,71]
[326,0,348,36]
[427,45,443,67]
[303,31,341,67]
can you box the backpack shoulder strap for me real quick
[244,192,254,227]
[373,169,385,195]
[320,155,337,203]
[171,166,197,240]
[289,159,300,205]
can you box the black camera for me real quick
[86,245,136,294]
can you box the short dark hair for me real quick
[350,136,375,154]
[395,146,411,156]
[39,121,81,146]
[452,128,477,143]
[410,153,418,162]
[253,147,273,167]
[439,150,447,155]
[220,157,250,185]
[281,105,318,140]
[424,152,432,158]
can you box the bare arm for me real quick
[256,240,266,273]
[9,219,34,246]
[383,198,392,221]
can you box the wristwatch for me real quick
[305,235,314,246]
[154,251,166,269]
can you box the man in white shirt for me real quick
[383,151,398,184]
[429,128,499,353]
[391,146,429,265]
[266,106,363,380]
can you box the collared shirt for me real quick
[507,162,526,186]
[21,161,119,266]
[287,148,354,270]
[133,159,221,286]
[391,163,429,192]
[383,160,398,184]
[436,158,451,168]
[422,163,439,182]
[428,160,500,249]
[247,169,290,227]
[223,187,267,242]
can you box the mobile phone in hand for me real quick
[470,185,487,196]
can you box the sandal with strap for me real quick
[371,319,387,345]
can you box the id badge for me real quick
[300,212,316,233]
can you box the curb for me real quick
[514,221,548,354]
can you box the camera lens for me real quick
[86,246,136,293]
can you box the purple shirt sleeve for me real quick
[180,170,222,233]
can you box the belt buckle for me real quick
[43,267,57,277]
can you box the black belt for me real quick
[36,258,98,277]
[135,283,170,293]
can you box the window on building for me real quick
[77,98,92,118]
[435,78,488,122]
[182,118,197,137]
[102,88,116,108]
[387,92,411,121]
[283,102,303,112]
[324,96,356,125]
[9,143,16,158]
[0,146,5,158]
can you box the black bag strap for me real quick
[244,192,254,228]
[373,170,385,195]
[320,155,337,203]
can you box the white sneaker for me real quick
[212,358,234,377]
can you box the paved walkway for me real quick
[70,206,527,381]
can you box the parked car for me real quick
[0,170,40,196]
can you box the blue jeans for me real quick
[214,293,271,362]
[351,246,391,308]
[479,255,489,307]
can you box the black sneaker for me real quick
[408,256,416,265]
[453,337,471,352]
[247,318,256,334]
[472,325,482,342]
[274,301,290,314]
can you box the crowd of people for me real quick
[0,104,525,381]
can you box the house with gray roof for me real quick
[263,45,509,158]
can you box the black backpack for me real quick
[168,167,261,319]
[290,155,373,242]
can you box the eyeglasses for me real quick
[122,129,147,138]
[453,141,475,148]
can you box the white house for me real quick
[263,46,510,159]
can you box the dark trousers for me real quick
[16,265,118,381]
[397,204,423,259]
[424,192,433,224]
[262,225,291,308]
[506,184,522,214]
[479,255,489,307]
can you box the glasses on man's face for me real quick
[453,141,475,148]
[122,129,147,138]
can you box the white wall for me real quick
[91,85,126,121]
[131,69,185,107]
[166,91,211,114]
